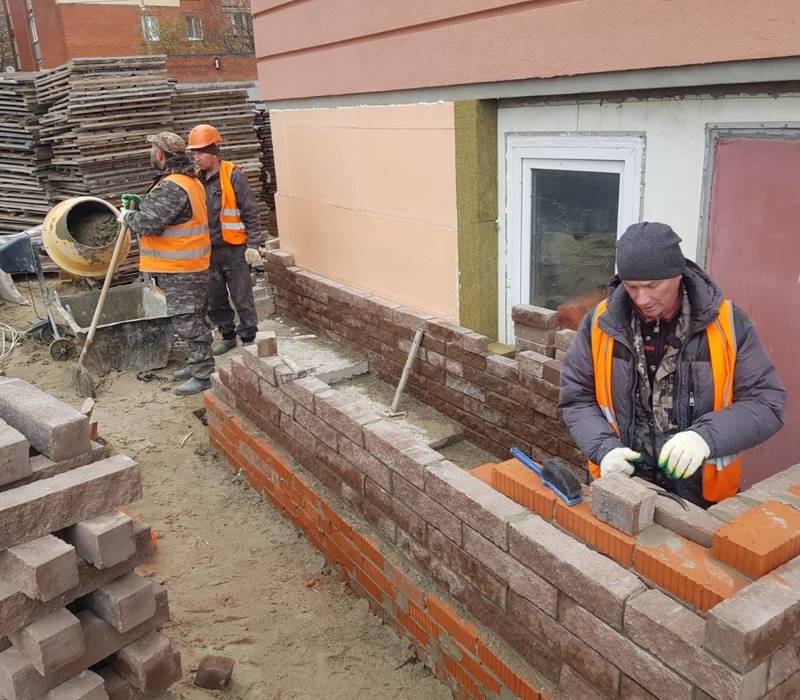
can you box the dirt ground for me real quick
[0,291,450,700]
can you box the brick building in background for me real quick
[4,0,256,81]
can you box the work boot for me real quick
[174,377,211,396]
[171,367,192,381]
[212,337,237,356]
[241,336,255,346]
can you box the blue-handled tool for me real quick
[510,447,582,506]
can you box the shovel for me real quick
[73,220,129,397]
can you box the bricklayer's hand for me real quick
[245,248,261,266]
[659,431,710,479]
[600,447,641,478]
[116,208,135,225]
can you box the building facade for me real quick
[6,0,256,81]
[256,0,800,484]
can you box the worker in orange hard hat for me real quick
[186,123,263,355]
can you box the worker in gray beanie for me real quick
[559,221,785,508]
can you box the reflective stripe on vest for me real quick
[139,174,211,274]
[588,299,740,502]
[219,160,247,245]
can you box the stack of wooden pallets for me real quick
[0,73,52,235]
[35,55,174,204]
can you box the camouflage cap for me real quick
[146,131,187,155]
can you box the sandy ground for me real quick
[0,290,450,700]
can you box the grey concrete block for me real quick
[592,475,655,535]
[0,455,141,551]
[626,589,768,700]
[46,670,108,700]
[0,535,78,601]
[0,523,152,639]
[704,556,800,672]
[95,669,138,700]
[0,379,90,461]
[0,585,168,700]
[2,442,109,494]
[0,420,31,488]
[60,512,135,569]
[114,632,181,693]
[84,573,156,633]
[9,608,84,676]
[509,514,646,629]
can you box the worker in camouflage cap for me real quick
[118,132,215,396]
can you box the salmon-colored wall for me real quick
[272,102,459,319]
[254,0,800,100]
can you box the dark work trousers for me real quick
[208,244,258,341]
[157,270,214,380]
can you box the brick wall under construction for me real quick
[202,249,800,700]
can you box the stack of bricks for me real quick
[207,331,800,700]
[0,377,181,700]
[263,251,584,473]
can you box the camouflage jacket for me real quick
[200,164,262,249]
[124,161,197,237]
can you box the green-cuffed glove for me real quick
[121,194,142,211]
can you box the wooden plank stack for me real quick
[0,378,181,699]
[0,73,52,235]
[171,81,270,231]
[35,55,174,203]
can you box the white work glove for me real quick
[659,431,710,479]
[116,208,135,225]
[244,248,261,266]
[600,447,641,478]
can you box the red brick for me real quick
[427,596,479,653]
[468,463,495,486]
[556,500,636,567]
[406,601,439,639]
[396,608,431,646]
[491,459,557,520]
[712,500,800,579]
[635,526,749,612]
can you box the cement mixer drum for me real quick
[42,197,131,278]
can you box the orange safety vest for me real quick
[139,174,211,274]
[588,298,741,502]
[219,160,247,246]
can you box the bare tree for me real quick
[0,1,17,71]
[139,0,254,57]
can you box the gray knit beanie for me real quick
[616,222,686,281]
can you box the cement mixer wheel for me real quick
[49,338,77,361]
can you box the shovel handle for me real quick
[77,222,129,367]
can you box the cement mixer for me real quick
[42,196,131,277]
[0,197,171,373]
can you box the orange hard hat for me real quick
[186,124,223,150]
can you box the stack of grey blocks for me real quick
[0,378,181,699]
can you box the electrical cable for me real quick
[0,321,24,364]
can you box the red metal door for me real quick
[706,136,800,485]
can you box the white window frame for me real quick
[141,15,160,42]
[229,11,252,36]
[186,16,203,41]
[498,133,644,344]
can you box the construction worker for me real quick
[185,124,262,356]
[118,132,214,396]
[559,222,785,508]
